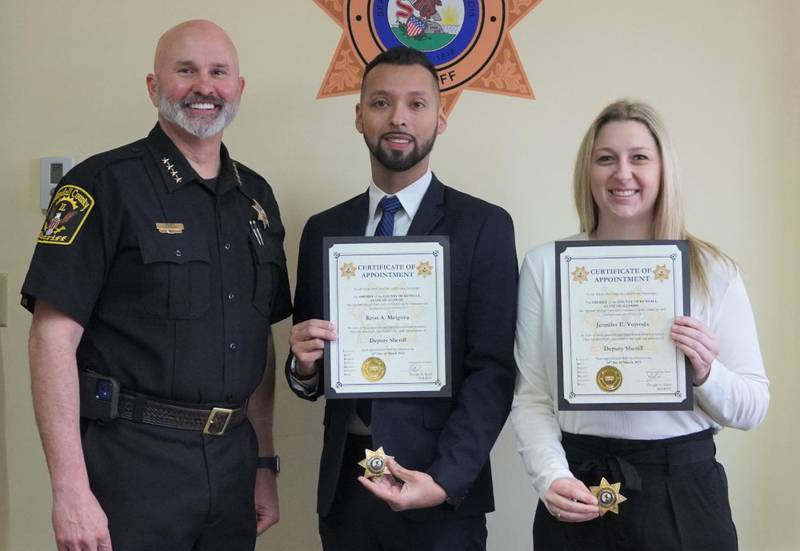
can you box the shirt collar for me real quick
[145,123,239,195]
[368,170,432,222]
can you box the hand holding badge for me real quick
[357,448,449,512]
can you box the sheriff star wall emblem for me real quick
[314,0,541,115]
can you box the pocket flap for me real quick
[251,233,285,265]
[138,231,210,265]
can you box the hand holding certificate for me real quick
[323,237,451,398]
[556,240,692,410]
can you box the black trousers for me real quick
[319,434,487,551]
[533,430,738,551]
[82,418,258,550]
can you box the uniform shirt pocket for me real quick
[137,230,211,319]
[249,232,285,319]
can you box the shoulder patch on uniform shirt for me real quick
[37,185,95,245]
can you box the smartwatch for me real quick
[256,455,280,474]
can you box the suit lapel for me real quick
[343,191,370,235]
[407,174,445,236]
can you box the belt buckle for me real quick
[203,407,234,436]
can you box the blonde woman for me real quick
[512,100,769,550]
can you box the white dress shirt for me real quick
[510,234,770,498]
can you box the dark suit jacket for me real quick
[287,175,518,519]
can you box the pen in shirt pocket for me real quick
[249,220,264,246]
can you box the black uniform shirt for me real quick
[22,124,292,404]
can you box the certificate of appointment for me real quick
[556,240,692,410]
[323,236,451,399]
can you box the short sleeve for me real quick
[21,161,121,326]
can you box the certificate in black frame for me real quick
[555,240,692,411]
[323,235,452,399]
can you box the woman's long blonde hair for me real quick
[574,100,731,296]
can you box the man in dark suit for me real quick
[286,47,517,550]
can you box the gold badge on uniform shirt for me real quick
[251,199,269,229]
[155,222,185,234]
[358,447,392,479]
[596,365,623,392]
[590,477,627,516]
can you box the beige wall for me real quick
[1,1,797,549]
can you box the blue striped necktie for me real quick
[375,195,403,236]
[357,195,403,427]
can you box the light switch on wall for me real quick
[40,157,74,210]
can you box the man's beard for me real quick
[366,130,436,172]
[157,92,240,139]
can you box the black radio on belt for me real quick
[79,369,120,421]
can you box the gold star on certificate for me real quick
[653,264,671,282]
[358,447,392,479]
[571,266,589,284]
[590,477,627,516]
[251,199,269,229]
[340,262,357,279]
[416,261,433,278]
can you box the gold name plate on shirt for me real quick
[156,222,184,234]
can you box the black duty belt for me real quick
[117,392,247,436]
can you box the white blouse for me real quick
[511,235,770,497]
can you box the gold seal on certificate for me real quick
[323,237,451,399]
[358,447,391,478]
[361,357,386,382]
[590,477,627,516]
[556,240,692,410]
[596,365,623,392]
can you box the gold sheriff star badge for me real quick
[313,0,541,116]
[251,199,270,229]
[590,477,627,516]
[358,447,393,478]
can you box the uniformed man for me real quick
[22,20,291,550]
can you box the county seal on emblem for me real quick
[314,0,541,114]
[38,185,95,246]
